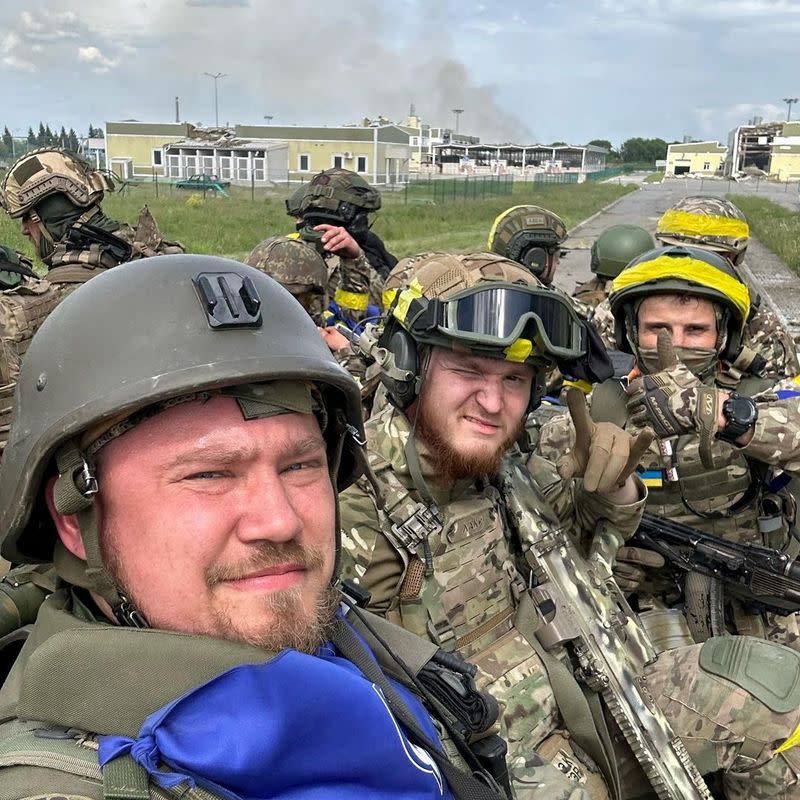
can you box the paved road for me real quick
[555,179,800,341]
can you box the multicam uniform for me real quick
[340,253,800,799]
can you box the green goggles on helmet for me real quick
[396,282,586,361]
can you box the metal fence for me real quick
[402,175,514,204]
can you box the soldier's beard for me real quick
[102,538,339,654]
[415,396,524,482]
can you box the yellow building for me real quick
[665,141,727,176]
[769,122,800,180]
[105,121,412,184]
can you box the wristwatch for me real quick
[717,392,758,443]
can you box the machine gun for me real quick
[65,221,133,264]
[630,513,800,617]
[497,455,712,800]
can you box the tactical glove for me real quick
[613,545,666,594]
[625,331,720,468]
[557,388,653,494]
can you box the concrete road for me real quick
[554,179,800,340]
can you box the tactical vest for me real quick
[363,444,610,796]
[0,279,61,458]
[572,276,608,309]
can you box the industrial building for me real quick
[665,141,727,176]
[105,121,412,184]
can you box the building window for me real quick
[357,155,368,173]
[152,149,163,166]
[411,137,419,146]
[703,161,711,170]
[298,153,310,171]
[332,154,344,169]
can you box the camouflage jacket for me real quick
[571,275,609,310]
[326,251,384,320]
[591,296,800,382]
[536,374,800,650]
[340,402,645,794]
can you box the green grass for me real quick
[643,172,664,183]
[727,195,800,272]
[0,181,636,263]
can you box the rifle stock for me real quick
[498,456,712,800]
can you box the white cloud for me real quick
[78,45,119,73]
[1,30,36,71]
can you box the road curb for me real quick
[567,187,641,237]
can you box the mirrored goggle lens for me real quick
[445,287,579,350]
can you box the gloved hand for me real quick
[557,388,653,494]
[625,331,720,468]
[613,546,666,594]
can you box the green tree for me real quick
[26,127,35,146]
[619,137,668,164]
[2,127,12,151]
[549,141,567,146]
[68,128,80,151]
[587,139,613,151]
[36,122,46,146]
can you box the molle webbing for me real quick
[47,251,118,276]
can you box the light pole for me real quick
[204,72,226,127]
[263,115,273,124]
[785,98,799,122]
[452,108,464,134]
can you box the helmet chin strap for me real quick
[52,441,149,628]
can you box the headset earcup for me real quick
[377,321,420,410]
[527,369,546,413]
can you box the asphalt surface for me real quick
[555,176,800,341]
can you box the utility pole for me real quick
[204,72,226,127]
[784,97,799,122]
[452,108,464,134]
[175,96,180,123]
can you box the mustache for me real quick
[205,541,325,586]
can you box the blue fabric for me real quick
[776,389,800,400]
[98,624,452,800]
[325,300,380,333]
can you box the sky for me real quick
[1,0,799,148]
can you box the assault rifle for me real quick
[630,513,800,617]
[498,455,712,800]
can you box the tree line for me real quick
[587,138,670,164]
[0,123,104,160]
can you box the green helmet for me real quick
[0,255,364,575]
[285,183,309,218]
[487,205,567,282]
[590,225,655,279]
[608,244,750,363]
[297,168,381,234]
[655,196,749,264]
[0,147,114,219]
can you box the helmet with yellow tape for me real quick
[380,252,448,311]
[655,196,749,265]
[608,244,750,363]
[487,205,567,284]
[377,252,586,408]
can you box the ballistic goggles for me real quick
[395,281,586,362]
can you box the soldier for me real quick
[0,253,582,800]
[592,196,799,380]
[0,148,184,463]
[245,235,368,383]
[292,168,391,315]
[540,245,800,653]
[572,224,654,309]
[339,251,800,798]
[487,205,567,286]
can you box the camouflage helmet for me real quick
[590,224,655,279]
[298,168,381,229]
[0,147,115,219]
[381,251,448,311]
[285,183,309,218]
[608,244,750,362]
[245,235,327,294]
[655,196,749,264]
[0,254,364,568]
[487,205,567,280]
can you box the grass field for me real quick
[643,172,664,183]
[0,180,637,263]
[728,195,800,272]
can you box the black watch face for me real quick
[730,395,757,425]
